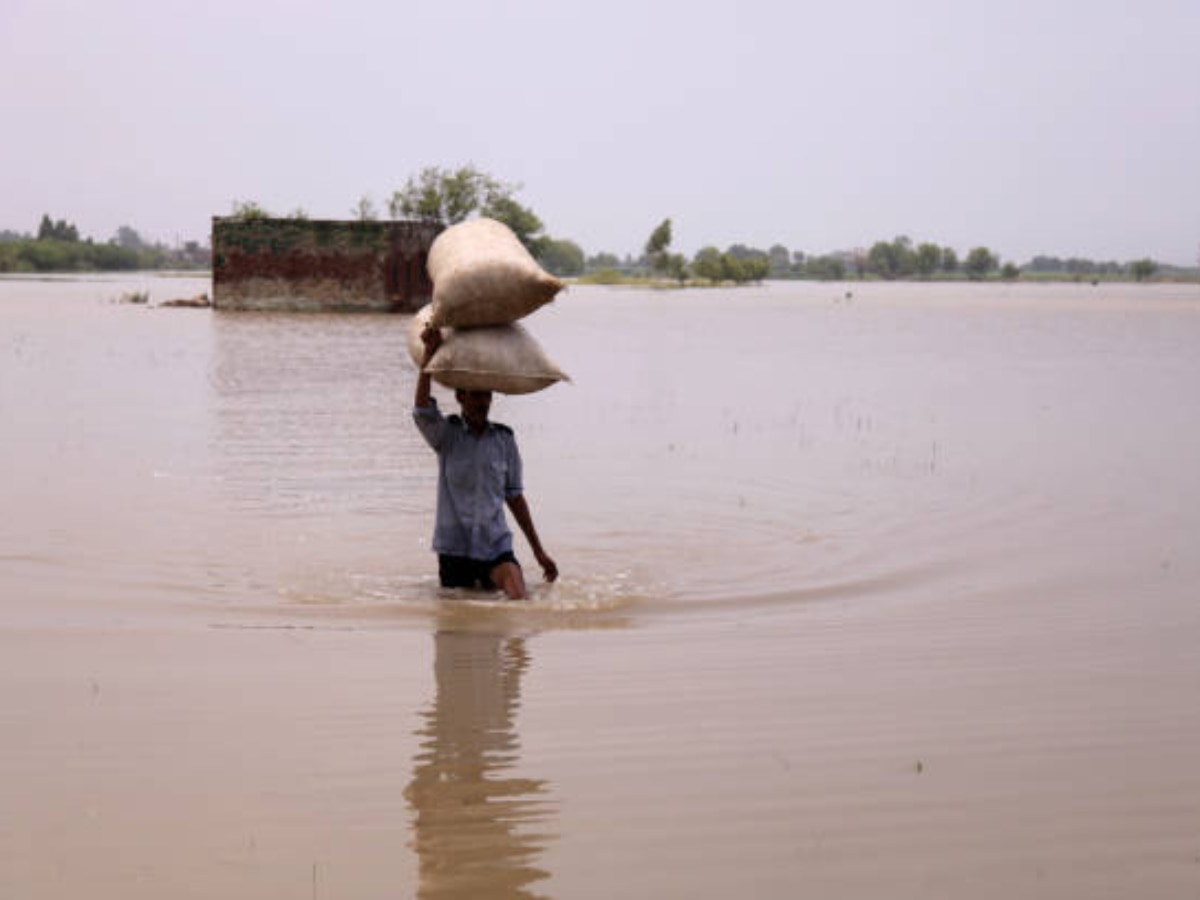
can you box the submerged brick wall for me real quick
[211,217,442,312]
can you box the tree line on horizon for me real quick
[0,215,209,273]
[592,222,1165,285]
[2,167,1178,282]
[232,166,1173,285]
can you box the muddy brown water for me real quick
[2,275,1199,898]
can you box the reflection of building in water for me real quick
[406,630,553,899]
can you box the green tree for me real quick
[867,240,900,278]
[690,245,767,283]
[482,194,546,255]
[390,170,440,221]
[390,165,505,224]
[692,246,724,282]
[645,218,672,256]
[725,243,768,263]
[964,246,998,280]
[537,238,585,277]
[915,242,942,278]
[665,253,689,283]
[92,242,141,270]
[352,195,379,221]
[767,244,792,278]
[644,218,674,275]
[1027,255,1063,273]
[726,245,769,280]
[868,236,916,278]
[0,244,20,272]
[804,254,846,280]
[390,165,548,253]
[721,254,747,283]
[443,167,497,223]
[0,222,207,273]
[723,252,768,283]
[37,214,79,242]
[113,225,146,249]
[230,200,270,220]
[587,251,621,271]
[1129,258,1157,281]
[892,236,916,277]
[23,240,72,269]
[1000,261,1021,280]
[941,247,959,274]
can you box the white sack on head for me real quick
[407,305,570,395]
[426,217,564,328]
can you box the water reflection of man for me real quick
[405,629,552,898]
[413,326,558,600]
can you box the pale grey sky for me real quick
[2,0,1198,264]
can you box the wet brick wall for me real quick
[211,217,442,312]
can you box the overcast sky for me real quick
[2,0,1198,264]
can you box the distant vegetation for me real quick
[387,165,552,260]
[579,234,1192,286]
[578,231,1185,286]
[5,175,1193,283]
[240,172,1186,286]
[0,215,209,273]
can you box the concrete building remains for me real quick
[211,217,442,312]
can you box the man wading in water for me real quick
[413,326,558,600]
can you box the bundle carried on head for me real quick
[408,305,570,395]
[426,217,565,328]
[416,217,570,395]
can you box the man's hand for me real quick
[505,494,557,585]
[535,549,559,583]
[415,325,443,409]
[420,325,443,364]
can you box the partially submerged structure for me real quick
[211,217,442,312]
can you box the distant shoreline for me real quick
[0,270,212,281]
[3,269,1195,288]
[575,272,1200,288]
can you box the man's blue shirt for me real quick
[413,398,524,560]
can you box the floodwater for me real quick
[2,274,1200,898]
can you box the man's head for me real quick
[455,388,493,432]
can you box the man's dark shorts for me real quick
[438,551,520,591]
